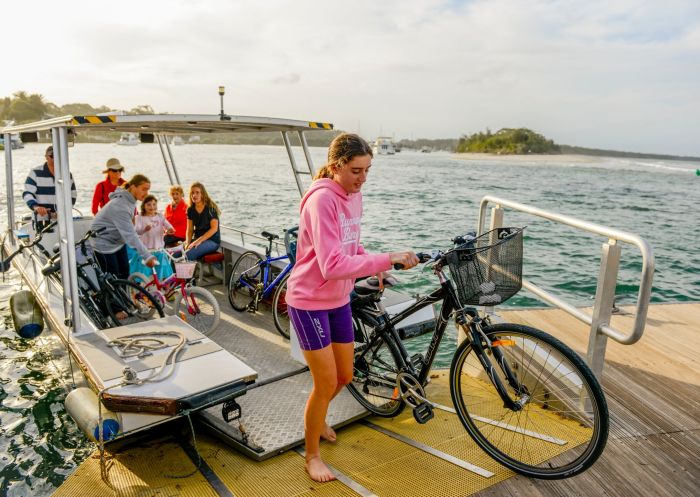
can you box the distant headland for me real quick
[1,91,698,161]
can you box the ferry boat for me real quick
[116,132,139,146]
[0,112,432,453]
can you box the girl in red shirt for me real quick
[164,184,188,247]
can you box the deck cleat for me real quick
[222,399,242,423]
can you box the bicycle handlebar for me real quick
[392,252,433,270]
[41,226,107,275]
[1,220,60,272]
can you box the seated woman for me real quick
[185,182,221,261]
[128,194,175,281]
[164,185,187,248]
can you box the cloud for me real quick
[2,0,699,155]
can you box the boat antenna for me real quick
[218,85,231,121]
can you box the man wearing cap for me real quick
[92,158,126,215]
[22,146,77,224]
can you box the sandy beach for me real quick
[452,153,600,164]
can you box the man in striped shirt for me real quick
[23,146,77,221]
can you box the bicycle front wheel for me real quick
[173,286,221,335]
[228,251,263,311]
[271,274,290,339]
[346,323,406,417]
[104,279,165,326]
[128,272,165,317]
[450,323,608,479]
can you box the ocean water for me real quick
[1,143,698,494]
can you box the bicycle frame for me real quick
[353,280,454,387]
[353,265,524,411]
[259,255,293,299]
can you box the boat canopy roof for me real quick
[1,114,333,136]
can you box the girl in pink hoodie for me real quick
[285,133,419,482]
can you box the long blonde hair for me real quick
[314,133,373,180]
[189,181,221,215]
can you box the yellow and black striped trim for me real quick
[71,116,117,125]
[308,122,333,130]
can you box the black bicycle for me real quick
[349,227,608,479]
[40,227,165,329]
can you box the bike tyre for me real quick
[228,251,263,312]
[346,326,406,417]
[128,272,165,317]
[271,274,290,339]
[449,323,608,479]
[173,285,221,335]
[103,279,165,326]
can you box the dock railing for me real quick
[478,195,655,379]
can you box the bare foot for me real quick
[305,455,336,483]
[115,311,128,320]
[321,423,337,443]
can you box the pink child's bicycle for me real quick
[129,245,221,335]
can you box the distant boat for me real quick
[116,133,139,146]
[373,137,395,155]
[0,135,24,150]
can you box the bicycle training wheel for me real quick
[104,279,165,327]
[271,274,290,339]
[450,323,608,479]
[228,251,263,311]
[346,321,406,417]
[173,286,221,335]
[128,272,165,317]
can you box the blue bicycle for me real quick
[228,227,297,338]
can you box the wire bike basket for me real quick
[174,261,197,280]
[446,227,524,306]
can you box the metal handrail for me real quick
[220,225,286,256]
[478,195,655,376]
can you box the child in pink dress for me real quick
[129,195,175,280]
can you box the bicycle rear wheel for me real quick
[173,285,221,335]
[228,251,263,311]
[103,279,165,326]
[271,274,290,339]
[347,322,406,417]
[450,323,608,479]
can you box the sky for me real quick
[3,0,699,156]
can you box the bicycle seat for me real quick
[261,231,279,241]
[354,275,397,296]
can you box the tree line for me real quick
[455,128,560,154]
[0,91,156,124]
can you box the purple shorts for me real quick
[288,303,354,351]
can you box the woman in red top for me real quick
[91,158,125,215]
[164,184,188,247]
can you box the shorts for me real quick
[288,303,353,351]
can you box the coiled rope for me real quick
[98,330,189,485]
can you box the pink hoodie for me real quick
[285,179,392,310]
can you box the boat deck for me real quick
[52,301,700,497]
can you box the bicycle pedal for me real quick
[410,353,425,371]
[412,402,434,424]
